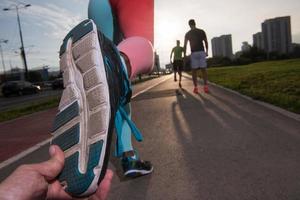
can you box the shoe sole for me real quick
[124,167,154,178]
[51,20,111,197]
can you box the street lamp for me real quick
[0,39,8,81]
[3,3,31,81]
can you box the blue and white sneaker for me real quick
[51,19,131,197]
[122,156,153,178]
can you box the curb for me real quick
[182,73,300,122]
[0,107,57,125]
[208,81,300,122]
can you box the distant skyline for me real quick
[0,0,300,71]
[155,0,300,66]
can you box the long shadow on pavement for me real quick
[170,86,300,199]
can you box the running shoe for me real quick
[122,157,153,178]
[50,19,131,197]
[204,85,209,93]
[193,87,199,94]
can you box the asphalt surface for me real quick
[1,74,300,200]
[0,89,62,112]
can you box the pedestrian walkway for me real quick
[107,74,300,200]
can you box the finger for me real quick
[98,169,113,200]
[47,180,72,200]
[31,145,65,180]
[90,169,114,200]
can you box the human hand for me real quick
[88,170,113,200]
[47,167,113,200]
[0,145,113,200]
[0,145,65,200]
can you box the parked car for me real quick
[2,81,41,97]
[52,78,64,90]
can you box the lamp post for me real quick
[0,39,8,81]
[3,3,31,81]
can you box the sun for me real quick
[154,14,187,66]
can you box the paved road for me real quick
[1,74,300,200]
[0,89,62,112]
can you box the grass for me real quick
[205,59,300,114]
[0,97,60,122]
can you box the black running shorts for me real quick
[173,60,183,72]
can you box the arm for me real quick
[183,35,188,57]
[203,32,208,56]
[170,48,174,63]
[181,47,185,59]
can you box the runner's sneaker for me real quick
[204,85,209,93]
[193,87,199,94]
[122,157,153,178]
[50,19,131,197]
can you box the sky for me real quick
[0,0,300,72]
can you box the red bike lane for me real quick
[0,108,57,162]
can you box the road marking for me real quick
[0,138,51,169]
[0,75,171,170]
[132,75,172,99]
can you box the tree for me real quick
[28,71,42,82]
[240,46,267,61]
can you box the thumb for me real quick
[32,145,65,181]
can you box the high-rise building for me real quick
[262,16,292,54]
[211,34,233,58]
[253,32,263,50]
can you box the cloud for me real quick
[69,0,88,4]
[23,3,83,39]
[1,2,87,69]
[0,0,15,8]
